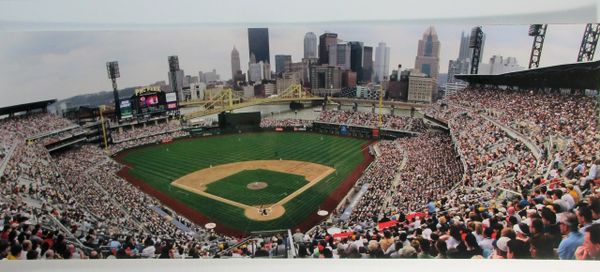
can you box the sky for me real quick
[0,23,590,107]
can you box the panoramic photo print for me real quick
[1,21,599,263]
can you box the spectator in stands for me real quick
[141,237,156,258]
[434,240,448,259]
[42,249,55,260]
[292,229,304,244]
[592,198,600,224]
[463,233,482,258]
[367,240,384,258]
[577,204,594,233]
[89,251,100,259]
[506,239,530,259]
[575,224,600,260]
[254,242,269,257]
[379,230,395,253]
[4,244,22,260]
[558,212,584,259]
[513,223,530,243]
[541,208,562,248]
[26,250,39,260]
[478,228,494,257]
[490,237,510,259]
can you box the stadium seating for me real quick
[316,110,427,132]
[260,118,313,128]
[1,87,600,260]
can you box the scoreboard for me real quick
[119,88,179,120]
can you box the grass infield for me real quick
[204,169,308,206]
[117,132,368,234]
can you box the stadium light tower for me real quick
[106,61,121,120]
[469,26,484,74]
[378,76,386,128]
[577,23,600,62]
[528,24,548,69]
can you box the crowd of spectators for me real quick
[3,86,600,261]
[111,120,182,143]
[0,113,78,166]
[0,130,19,166]
[444,88,599,176]
[450,112,538,192]
[260,118,313,128]
[389,132,464,213]
[348,140,405,223]
[297,194,600,259]
[316,110,427,132]
[1,142,95,234]
[109,130,189,155]
[0,112,244,260]
[37,127,86,147]
[0,113,75,141]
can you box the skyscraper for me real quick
[304,32,318,59]
[167,56,185,101]
[480,55,524,75]
[414,26,441,80]
[231,46,241,80]
[318,32,338,65]
[248,61,271,83]
[248,28,270,64]
[348,41,363,83]
[275,55,292,75]
[458,31,472,61]
[201,69,220,84]
[249,62,264,83]
[310,65,342,96]
[328,43,351,70]
[447,30,486,83]
[375,42,390,83]
[362,46,373,83]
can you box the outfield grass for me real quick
[204,169,308,206]
[120,132,367,233]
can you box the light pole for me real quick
[106,61,121,121]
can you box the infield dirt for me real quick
[171,160,335,221]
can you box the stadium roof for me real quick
[0,99,56,116]
[455,60,600,90]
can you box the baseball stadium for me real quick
[1,23,600,263]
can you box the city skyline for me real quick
[0,24,590,107]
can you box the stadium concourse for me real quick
[1,87,600,260]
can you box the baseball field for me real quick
[115,132,370,235]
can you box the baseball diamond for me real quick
[115,132,369,234]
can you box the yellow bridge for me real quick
[181,84,323,120]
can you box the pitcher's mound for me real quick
[247,182,268,190]
[244,205,286,221]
